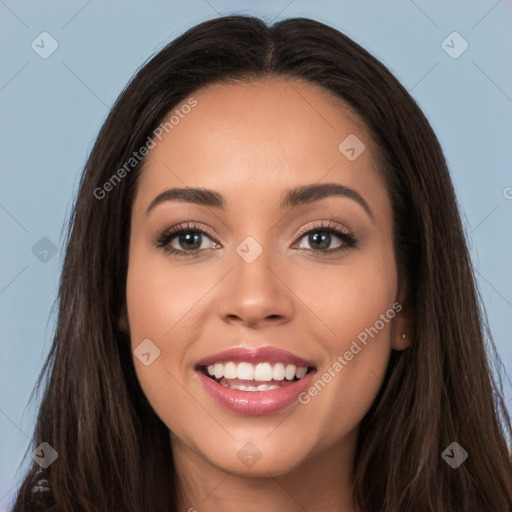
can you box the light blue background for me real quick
[1,1,511,508]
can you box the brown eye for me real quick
[154,222,220,257]
[175,231,203,251]
[293,223,358,255]
[304,231,339,251]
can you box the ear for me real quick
[391,281,413,351]
[118,304,130,334]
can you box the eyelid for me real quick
[152,221,221,256]
[162,222,222,244]
[155,219,357,257]
[294,219,353,238]
[159,219,350,244]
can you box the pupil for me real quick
[310,231,330,249]
[179,232,201,250]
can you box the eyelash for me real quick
[153,220,358,258]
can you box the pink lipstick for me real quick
[195,346,316,415]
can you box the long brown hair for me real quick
[12,15,512,512]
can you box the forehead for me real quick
[134,77,388,216]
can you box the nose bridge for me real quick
[216,233,294,327]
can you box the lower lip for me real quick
[197,370,316,415]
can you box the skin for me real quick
[121,78,411,512]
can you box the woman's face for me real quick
[124,78,409,478]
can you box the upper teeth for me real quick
[207,362,308,381]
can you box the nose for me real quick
[216,244,295,329]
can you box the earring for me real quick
[401,333,406,344]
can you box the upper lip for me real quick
[196,346,315,369]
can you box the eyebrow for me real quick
[146,182,373,219]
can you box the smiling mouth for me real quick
[199,361,316,392]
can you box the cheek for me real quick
[124,247,210,428]
[125,243,213,344]
[291,243,398,429]
[289,242,398,345]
